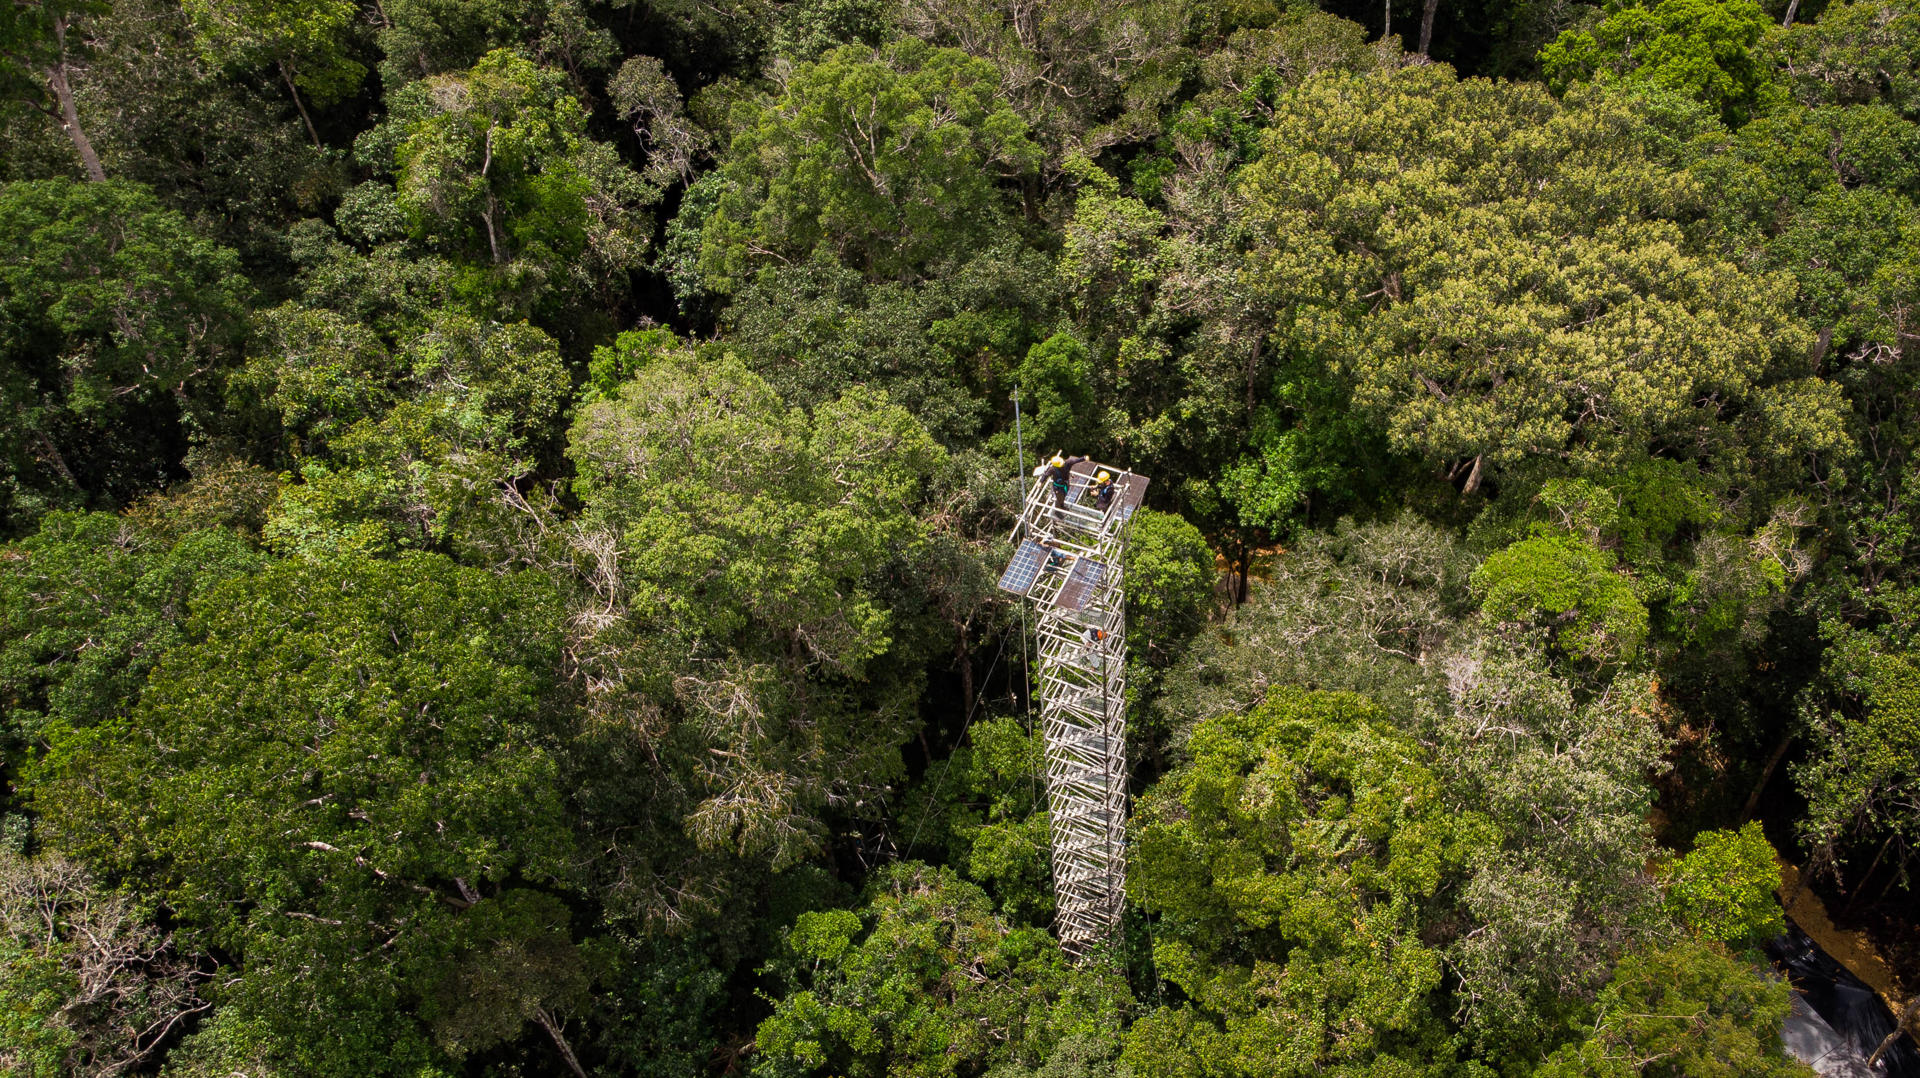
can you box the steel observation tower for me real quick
[996,459,1147,958]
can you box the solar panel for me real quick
[1067,460,1098,503]
[1053,558,1107,611]
[1115,474,1150,522]
[998,540,1049,596]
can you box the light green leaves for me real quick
[1235,67,1831,492]
[1540,0,1779,124]
[1662,822,1784,946]
[1127,688,1490,1077]
[1473,535,1649,665]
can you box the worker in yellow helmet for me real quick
[1043,451,1085,515]
[1090,469,1116,512]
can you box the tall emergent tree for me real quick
[0,0,107,180]
[0,179,249,532]
[180,0,365,145]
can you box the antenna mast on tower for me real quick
[996,460,1147,958]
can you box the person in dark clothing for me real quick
[1090,470,1116,512]
[1040,538,1069,574]
[1043,452,1086,514]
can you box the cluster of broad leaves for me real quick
[2,0,1918,1073]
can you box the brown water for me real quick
[1779,857,1910,1012]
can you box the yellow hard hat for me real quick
[1048,454,1065,467]
[1096,470,1111,483]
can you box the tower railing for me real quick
[995,462,1147,958]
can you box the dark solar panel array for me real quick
[1053,558,1107,611]
[1115,475,1150,522]
[1065,460,1098,503]
[998,540,1049,595]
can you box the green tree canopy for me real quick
[753,863,1127,1078]
[696,38,1043,294]
[0,512,260,803]
[1235,67,1829,497]
[180,0,364,144]
[0,0,109,179]
[1127,687,1494,1077]
[1535,941,1810,1078]
[31,553,579,1076]
[1540,0,1780,124]
[1795,642,1920,886]
[565,349,963,911]
[0,179,248,529]
[384,48,655,315]
[1473,534,1650,666]
[1661,821,1784,946]
[1761,0,1920,116]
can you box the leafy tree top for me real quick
[1540,0,1782,125]
[697,38,1043,294]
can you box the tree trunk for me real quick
[1383,0,1392,41]
[1844,833,1896,916]
[1739,731,1794,823]
[278,59,322,148]
[1230,542,1252,606]
[1460,454,1484,495]
[1244,336,1262,421]
[33,429,78,487]
[1781,0,1801,26]
[957,636,974,720]
[44,18,104,183]
[532,1007,588,1078]
[1419,0,1441,55]
[1866,997,1918,1069]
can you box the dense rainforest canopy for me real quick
[1,0,1917,1073]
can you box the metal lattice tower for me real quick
[997,461,1148,958]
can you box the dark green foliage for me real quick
[1540,0,1781,124]
[896,715,1053,922]
[753,863,1128,1078]
[383,48,656,317]
[1763,0,1920,116]
[0,513,262,807]
[697,39,1042,293]
[1016,333,1099,454]
[30,553,579,1075]
[586,933,729,1077]
[0,179,249,530]
[722,250,1043,445]
[5,0,1918,1072]
[1795,641,1920,883]
[374,0,617,90]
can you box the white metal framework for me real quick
[997,461,1147,957]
